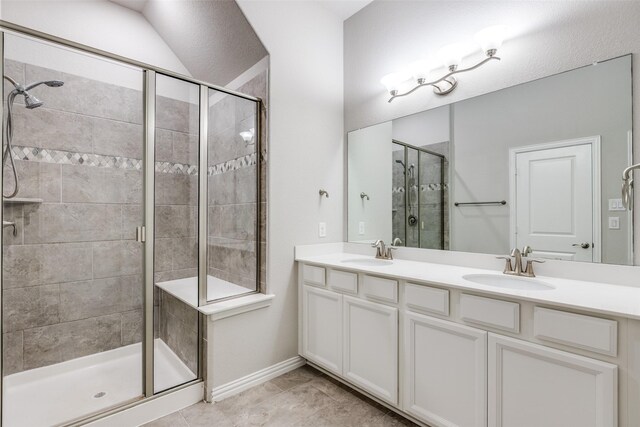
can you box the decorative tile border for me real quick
[392,183,448,194]
[208,153,257,176]
[12,145,143,170]
[11,145,257,176]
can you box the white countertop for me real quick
[295,252,640,320]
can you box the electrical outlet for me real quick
[318,222,327,238]
[609,216,620,230]
[358,222,365,235]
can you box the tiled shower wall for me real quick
[2,59,145,375]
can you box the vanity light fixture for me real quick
[239,128,255,145]
[381,25,507,103]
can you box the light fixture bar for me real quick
[387,55,500,103]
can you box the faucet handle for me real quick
[385,246,398,260]
[523,258,545,277]
[496,256,514,274]
[371,240,385,258]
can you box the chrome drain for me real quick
[93,392,107,399]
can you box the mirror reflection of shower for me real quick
[2,75,64,198]
[392,140,448,249]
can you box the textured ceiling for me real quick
[109,0,268,86]
[109,0,146,12]
[320,0,373,20]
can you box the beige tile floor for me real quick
[144,365,420,427]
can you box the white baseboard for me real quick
[210,356,306,402]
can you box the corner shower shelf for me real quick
[3,197,43,204]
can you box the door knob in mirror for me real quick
[572,243,591,249]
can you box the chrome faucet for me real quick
[371,240,396,260]
[497,247,545,277]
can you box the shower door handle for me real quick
[136,226,146,243]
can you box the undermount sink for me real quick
[463,274,555,291]
[340,258,393,267]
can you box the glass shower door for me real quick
[2,33,145,426]
[206,88,259,302]
[419,148,446,250]
[152,74,199,393]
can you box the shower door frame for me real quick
[0,20,264,426]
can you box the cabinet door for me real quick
[302,285,342,374]
[343,296,398,405]
[404,312,487,427]
[489,333,617,427]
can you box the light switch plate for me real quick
[609,216,620,230]
[358,222,365,235]
[609,198,625,211]
[318,222,327,237]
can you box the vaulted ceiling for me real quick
[109,0,268,86]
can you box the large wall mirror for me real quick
[348,55,632,265]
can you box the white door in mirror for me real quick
[514,141,595,262]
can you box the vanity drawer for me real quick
[328,269,358,294]
[534,307,617,356]
[405,283,449,316]
[460,294,520,333]
[302,264,326,287]
[362,275,398,303]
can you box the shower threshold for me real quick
[3,339,195,427]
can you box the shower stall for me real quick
[392,139,448,249]
[0,23,264,427]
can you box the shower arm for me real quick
[3,75,19,89]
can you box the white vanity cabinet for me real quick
[301,285,343,375]
[404,312,487,427]
[299,265,399,404]
[298,261,624,427]
[488,334,617,427]
[343,296,398,405]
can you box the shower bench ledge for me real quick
[156,275,274,321]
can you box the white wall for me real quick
[344,0,640,264]
[1,0,190,77]
[348,122,392,243]
[209,0,344,387]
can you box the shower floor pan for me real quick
[3,339,195,427]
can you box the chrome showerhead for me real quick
[44,80,64,87]
[24,92,43,109]
[3,76,64,110]
[24,80,65,91]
